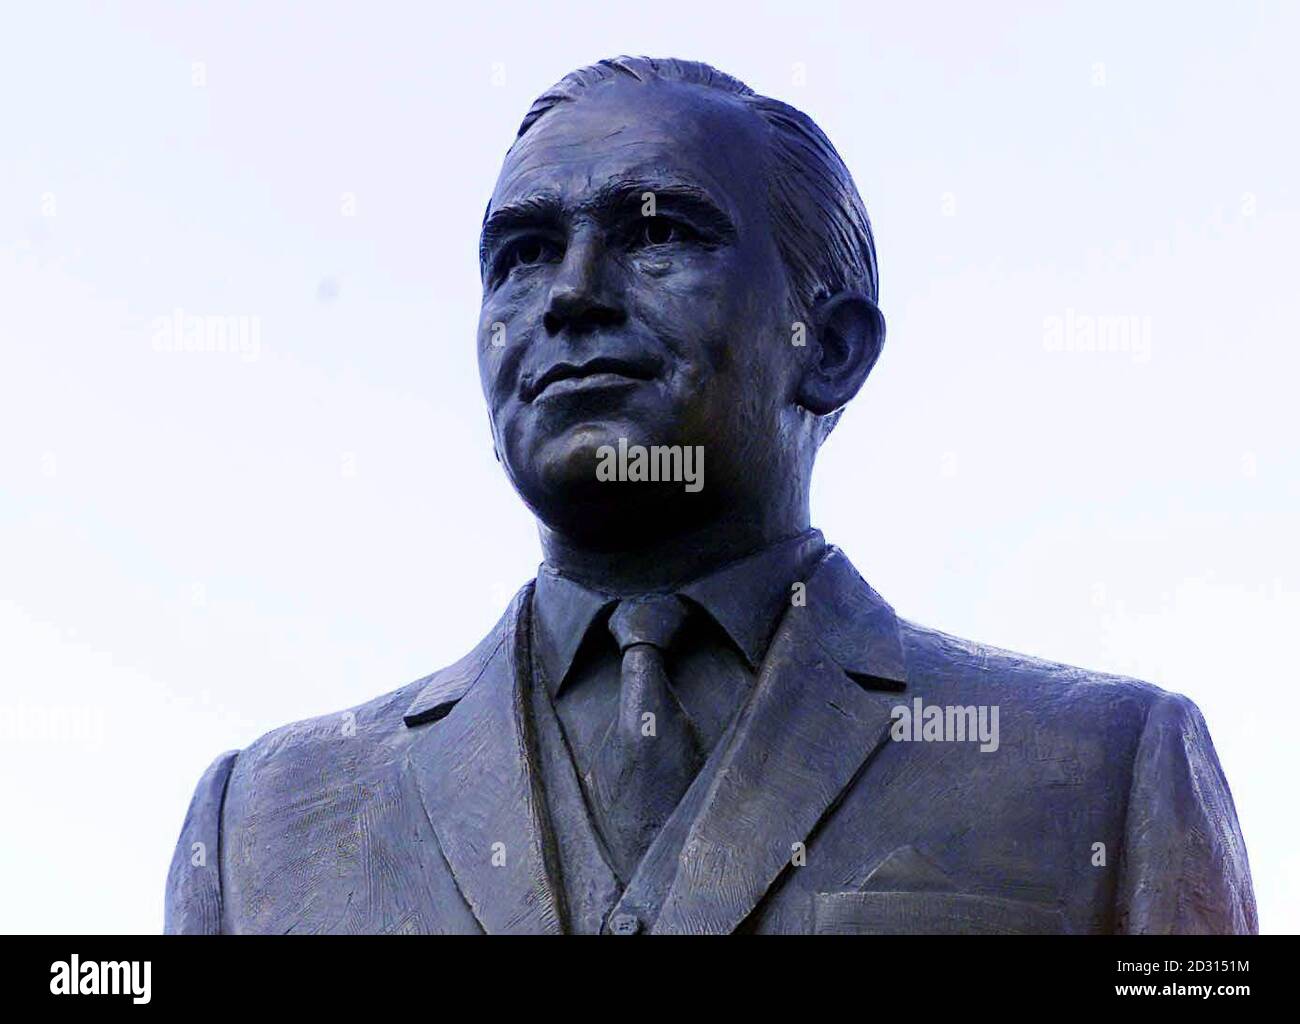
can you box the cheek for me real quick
[649,261,785,389]
[628,259,735,362]
[673,271,793,436]
[474,317,501,402]
[476,294,535,404]
[478,290,524,356]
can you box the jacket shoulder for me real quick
[235,594,522,772]
[896,617,1188,744]
[236,680,421,771]
[901,618,1168,699]
[164,748,238,933]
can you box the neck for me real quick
[539,505,810,594]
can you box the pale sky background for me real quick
[1,1,1296,934]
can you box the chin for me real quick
[531,416,680,476]
[506,411,714,532]
[533,424,623,486]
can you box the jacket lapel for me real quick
[652,547,907,934]
[403,585,565,934]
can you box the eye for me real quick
[514,236,561,266]
[513,239,548,265]
[634,218,693,248]
[498,235,562,278]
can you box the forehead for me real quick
[490,79,771,222]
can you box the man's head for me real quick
[477,57,884,548]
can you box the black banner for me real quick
[0,935,1285,1014]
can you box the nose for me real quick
[543,226,626,335]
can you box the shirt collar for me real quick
[532,529,826,697]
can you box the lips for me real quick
[521,355,659,402]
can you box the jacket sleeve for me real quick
[164,749,239,934]
[1115,692,1257,933]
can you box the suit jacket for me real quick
[165,547,1257,934]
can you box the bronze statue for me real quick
[166,57,1256,934]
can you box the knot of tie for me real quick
[607,594,689,653]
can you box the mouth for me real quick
[521,356,659,402]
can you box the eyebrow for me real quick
[479,179,737,269]
[479,191,565,267]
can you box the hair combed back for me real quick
[510,56,879,311]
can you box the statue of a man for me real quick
[166,57,1256,934]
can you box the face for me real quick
[477,80,803,543]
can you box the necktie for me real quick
[587,594,701,881]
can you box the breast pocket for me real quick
[813,891,1069,935]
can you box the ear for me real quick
[796,291,886,416]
